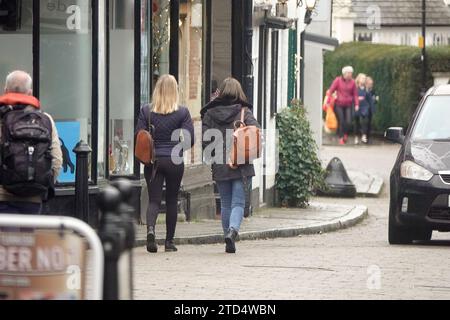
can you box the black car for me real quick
[386,85,450,244]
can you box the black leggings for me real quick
[144,158,184,241]
[354,114,370,136]
[335,105,352,138]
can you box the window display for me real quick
[39,0,93,180]
[108,0,134,176]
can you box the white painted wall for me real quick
[249,0,308,204]
[331,0,356,43]
[304,41,325,148]
[433,72,450,85]
[302,0,335,149]
[333,17,355,43]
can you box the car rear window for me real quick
[412,96,450,141]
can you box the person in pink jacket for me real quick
[326,66,360,145]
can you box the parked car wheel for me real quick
[388,199,433,244]
[388,199,413,245]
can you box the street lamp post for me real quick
[421,0,427,96]
[300,0,317,102]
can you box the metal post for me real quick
[98,180,136,301]
[421,0,427,96]
[73,140,92,224]
[111,179,136,300]
[243,0,254,105]
[98,185,125,300]
[243,0,254,214]
[300,30,305,103]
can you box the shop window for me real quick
[152,0,170,87]
[141,0,151,106]
[179,0,204,118]
[108,0,135,176]
[40,0,93,184]
[0,0,33,87]
[179,0,205,165]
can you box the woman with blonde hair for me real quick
[201,77,260,254]
[136,74,195,253]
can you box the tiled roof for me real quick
[339,0,450,26]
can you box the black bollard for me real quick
[73,140,92,224]
[319,157,357,198]
[111,179,136,300]
[98,185,126,300]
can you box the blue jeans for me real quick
[217,179,245,234]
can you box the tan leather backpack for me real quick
[230,107,261,167]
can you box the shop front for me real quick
[0,0,253,225]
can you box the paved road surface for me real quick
[133,144,450,300]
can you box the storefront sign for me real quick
[0,230,87,300]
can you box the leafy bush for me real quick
[275,100,325,208]
[324,43,450,133]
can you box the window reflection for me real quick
[108,0,134,176]
[152,0,170,88]
[40,0,92,182]
[0,0,32,90]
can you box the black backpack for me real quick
[0,105,54,198]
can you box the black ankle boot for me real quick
[146,226,158,253]
[165,240,178,252]
[224,228,238,254]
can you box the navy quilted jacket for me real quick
[136,104,195,158]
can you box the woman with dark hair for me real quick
[201,77,260,254]
[366,76,378,143]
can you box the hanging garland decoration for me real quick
[152,1,170,74]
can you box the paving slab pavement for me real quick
[134,202,368,247]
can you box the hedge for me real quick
[323,43,450,132]
[275,100,325,208]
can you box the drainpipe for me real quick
[300,30,305,103]
[243,0,254,216]
[243,0,254,105]
[420,0,427,96]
